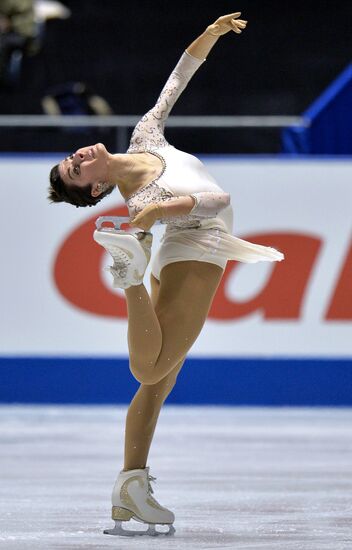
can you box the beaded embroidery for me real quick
[125,52,206,229]
[125,149,202,229]
[124,150,166,202]
[127,53,204,154]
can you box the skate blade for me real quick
[104,520,175,537]
[95,215,159,232]
[95,216,130,231]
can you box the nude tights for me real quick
[123,260,224,470]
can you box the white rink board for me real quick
[0,155,351,357]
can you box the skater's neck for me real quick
[107,153,163,200]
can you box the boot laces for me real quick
[105,248,131,279]
[147,474,163,509]
[147,473,157,495]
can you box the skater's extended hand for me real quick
[206,12,248,37]
[130,203,162,231]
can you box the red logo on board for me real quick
[53,205,352,320]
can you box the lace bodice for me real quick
[125,150,200,229]
[125,51,233,232]
[125,149,232,230]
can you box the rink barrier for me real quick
[0,357,351,406]
[282,63,352,154]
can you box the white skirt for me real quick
[151,220,284,281]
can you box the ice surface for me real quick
[0,406,352,549]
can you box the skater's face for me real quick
[58,143,109,196]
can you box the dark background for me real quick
[1,0,351,153]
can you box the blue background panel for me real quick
[0,357,351,406]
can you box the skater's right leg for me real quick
[93,226,222,385]
[125,260,223,385]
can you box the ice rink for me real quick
[1,406,352,549]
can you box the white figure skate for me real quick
[104,467,175,537]
[93,217,152,289]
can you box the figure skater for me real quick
[48,12,283,536]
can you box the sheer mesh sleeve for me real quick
[189,192,231,218]
[127,52,205,153]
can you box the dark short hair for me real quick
[48,164,114,208]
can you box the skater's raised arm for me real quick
[127,51,204,152]
[48,12,248,209]
[186,12,247,60]
[128,12,248,153]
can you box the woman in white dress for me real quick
[48,12,283,536]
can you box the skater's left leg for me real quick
[107,273,180,536]
[124,273,185,471]
[124,356,185,471]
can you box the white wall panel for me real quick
[1,155,351,357]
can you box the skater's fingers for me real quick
[130,216,153,231]
[130,215,144,226]
[232,23,242,33]
[220,12,241,21]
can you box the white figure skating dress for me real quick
[126,51,284,280]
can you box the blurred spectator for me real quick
[42,81,114,138]
[42,82,113,116]
[35,0,70,21]
[0,0,69,87]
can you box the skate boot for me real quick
[104,467,175,537]
[93,218,152,289]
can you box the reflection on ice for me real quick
[0,406,352,549]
